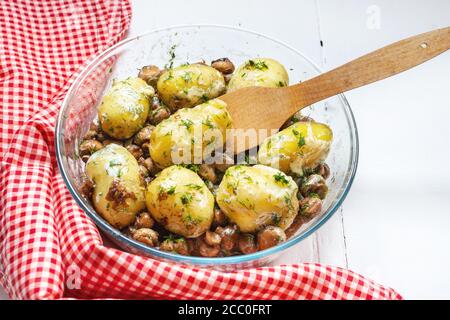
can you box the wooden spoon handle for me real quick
[285,26,450,111]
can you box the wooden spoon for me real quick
[220,26,450,154]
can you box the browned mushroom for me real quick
[141,142,150,158]
[285,214,305,238]
[134,212,154,229]
[213,208,228,227]
[79,176,94,199]
[138,65,162,87]
[257,226,286,251]
[79,139,103,157]
[138,157,156,176]
[126,144,143,160]
[151,96,162,110]
[134,125,155,146]
[238,233,257,254]
[83,130,98,140]
[215,225,239,252]
[160,237,190,255]
[139,165,149,178]
[132,228,159,247]
[198,164,217,184]
[211,58,235,74]
[198,238,220,257]
[204,230,221,246]
[102,139,123,147]
[150,107,171,125]
[314,163,331,180]
[299,197,322,219]
[300,174,328,199]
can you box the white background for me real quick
[1,0,449,300]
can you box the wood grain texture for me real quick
[221,26,450,154]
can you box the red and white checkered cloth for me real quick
[0,0,402,300]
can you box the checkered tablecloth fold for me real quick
[0,0,402,300]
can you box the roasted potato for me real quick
[216,165,299,233]
[227,58,289,92]
[149,99,232,168]
[258,121,333,175]
[146,165,215,238]
[157,64,226,110]
[86,144,146,228]
[98,77,154,139]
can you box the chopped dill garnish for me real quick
[180,119,194,130]
[283,194,294,210]
[202,117,215,129]
[182,213,199,225]
[180,193,193,205]
[298,134,306,148]
[163,234,185,243]
[185,183,203,190]
[182,164,200,174]
[159,185,176,196]
[164,70,174,82]
[109,159,121,167]
[309,192,320,199]
[167,186,176,195]
[182,72,192,82]
[164,44,177,69]
[273,172,289,185]
[237,199,255,210]
[245,59,268,71]
[272,213,281,225]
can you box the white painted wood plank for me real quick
[128,0,325,64]
[317,0,450,299]
[277,209,348,266]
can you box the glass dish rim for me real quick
[55,24,359,265]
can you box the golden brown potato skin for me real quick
[98,77,154,139]
[157,64,226,110]
[146,165,215,238]
[227,58,289,92]
[86,144,146,229]
[216,165,299,233]
[258,121,333,175]
[149,99,232,169]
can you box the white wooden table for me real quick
[1,0,449,300]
